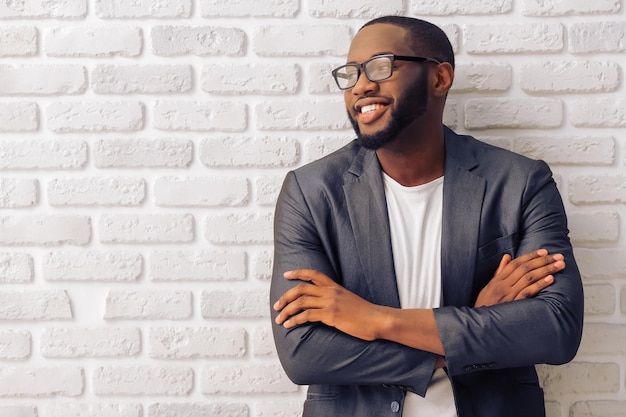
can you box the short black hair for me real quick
[360,16,455,69]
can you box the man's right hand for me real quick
[474,249,564,307]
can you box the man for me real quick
[270,16,584,417]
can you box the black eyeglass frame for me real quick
[331,54,442,90]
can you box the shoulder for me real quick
[290,139,365,185]
[446,129,549,176]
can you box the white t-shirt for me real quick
[383,173,457,417]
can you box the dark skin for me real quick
[274,23,564,363]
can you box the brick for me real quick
[443,100,458,130]
[253,25,351,57]
[48,177,145,207]
[200,0,298,17]
[92,65,192,94]
[96,0,191,18]
[252,326,276,357]
[153,100,246,132]
[256,402,305,417]
[93,366,192,396]
[0,330,31,360]
[45,403,142,417]
[201,288,269,318]
[0,178,38,208]
[0,102,38,132]
[104,290,192,320]
[309,0,404,17]
[0,139,86,170]
[201,364,296,394]
[149,250,246,281]
[571,401,626,417]
[199,137,299,168]
[0,65,86,95]
[93,138,192,169]
[575,248,626,280]
[154,177,248,207]
[464,98,562,129]
[450,63,511,92]
[0,406,37,417]
[520,61,619,93]
[514,136,614,165]
[409,0,510,15]
[149,327,246,359]
[568,211,618,244]
[45,26,141,57]
[570,98,626,128]
[578,324,626,355]
[148,403,248,417]
[442,25,460,53]
[523,0,620,15]
[545,401,561,417]
[0,290,72,320]
[0,27,37,56]
[0,253,33,283]
[252,249,273,281]
[309,63,342,94]
[570,22,626,53]
[43,251,142,282]
[583,284,615,316]
[537,362,620,397]
[255,176,283,206]
[256,100,350,130]
[201,63,299,95]
[0,0,86,18]
[205,213,273,244]
[0,366,83,397]
[151,25,245,56]
[41,327,140,358]
[305,136,353,162]
[569,175,626,204]
[464,23,563,54]
[47,101,144,133]
[0,215,91,246]
[99,214,194,244]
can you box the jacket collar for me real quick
[342,127,485,308]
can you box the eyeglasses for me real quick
[331,54,442,90]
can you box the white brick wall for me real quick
[0,2,624,416]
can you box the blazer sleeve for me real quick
[270,171,438,397]
[434,160,584,376]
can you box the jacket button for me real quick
[391,401,400,413]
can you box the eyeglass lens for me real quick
[334,56,394,89]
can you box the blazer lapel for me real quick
[343,148,401,309]
[442,129,486,307]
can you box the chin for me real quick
[349,112,399,150]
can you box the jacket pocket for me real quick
[476,231,519,264]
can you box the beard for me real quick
[348,69,429,150]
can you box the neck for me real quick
[376,124,445,187]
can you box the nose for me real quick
[350,70,378,96]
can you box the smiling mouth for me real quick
[355,102,389,124]
[360,104,384,114]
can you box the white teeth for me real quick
[361,104,382,113]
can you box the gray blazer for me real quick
[270,127,584,417]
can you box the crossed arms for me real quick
[270,160,584,395]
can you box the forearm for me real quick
[272,316,438,395]
[374,306,445,356]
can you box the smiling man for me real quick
[270,16,583,417]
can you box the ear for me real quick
[432,62,454,97]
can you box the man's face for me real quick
[344,24,431,149]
